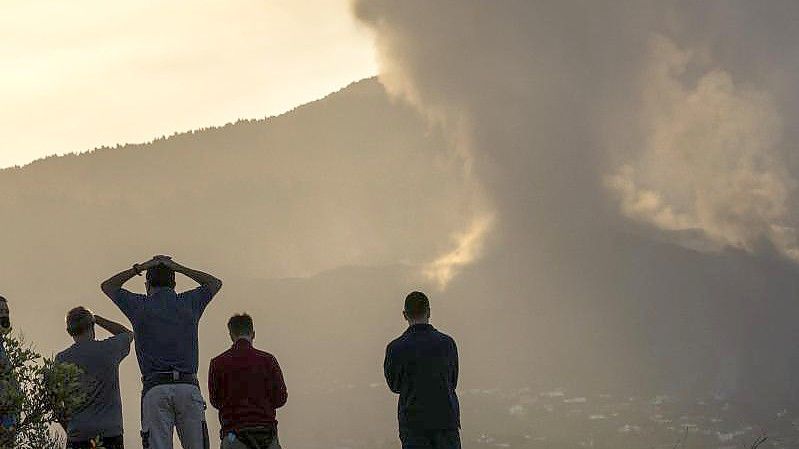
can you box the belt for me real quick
[142,371,199,396]
[146,370,198,382]
[222,423,278,439]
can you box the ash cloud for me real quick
[353,0,799,401]
[607,34,797,259]
[353,0,799,269]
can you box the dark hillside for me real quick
[0,78,471,287]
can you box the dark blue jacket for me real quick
[384,324,460,431]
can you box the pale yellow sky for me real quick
[0,0,377,168]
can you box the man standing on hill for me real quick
[384,291,461,449]
[55,307,133,449]
[209,314,287,449]
[101,256,223,449]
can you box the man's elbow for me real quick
[385,378,401,394]
[208,278,223,295]
[100,281,115,298]
[208,392,219,408]
[207,384,220,409]
[271,389,287,409]
[276,393,288,408]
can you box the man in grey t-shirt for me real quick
[55,307,133,449]
[102,255,222,449]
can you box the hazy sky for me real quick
[0,0,377,169]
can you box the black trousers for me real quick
[230,427,278,449]
[399,429,461,449]
[67,435,124,449]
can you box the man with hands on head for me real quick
[55,307,133,449]
[101,255,223,449]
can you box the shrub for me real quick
[0,336,86,449]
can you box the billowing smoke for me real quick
[424,213,493,289]
[607,34,797,259]
[353,0,799,270]
[353,0,799,401]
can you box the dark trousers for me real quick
[222,427,279,449]
[67,435,124,449]
[399,429,461,449]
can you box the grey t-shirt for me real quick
[110,286,213,380]
[55,333,132,442]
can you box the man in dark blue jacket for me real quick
[384,291,460,449]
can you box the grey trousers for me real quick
[142,384,210,449]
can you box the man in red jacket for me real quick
[209,314,287,449]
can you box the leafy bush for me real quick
[0,335,86,449]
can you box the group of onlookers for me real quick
[0,255,461,449]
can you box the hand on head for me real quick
[137,255,175,272]
[153,255,180,270]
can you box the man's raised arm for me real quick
[100,268,137,299]
[100,257,160,299]
[94,315,133,337]
[162,259,223,296]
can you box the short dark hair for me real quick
[66,307,95,337]
[228,314,254,337]
[0,296,6,303]
[404,291,430,319]
[147,265,176,289]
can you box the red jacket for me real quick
[209,339,288,434]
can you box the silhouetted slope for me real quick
[0,78,469,286]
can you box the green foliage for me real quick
[0,335,86,449]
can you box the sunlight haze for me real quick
[0,0,377,168]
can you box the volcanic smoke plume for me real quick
[353,0,799,402]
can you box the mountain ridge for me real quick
[0,78,379,173]
[0,76,472,283]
